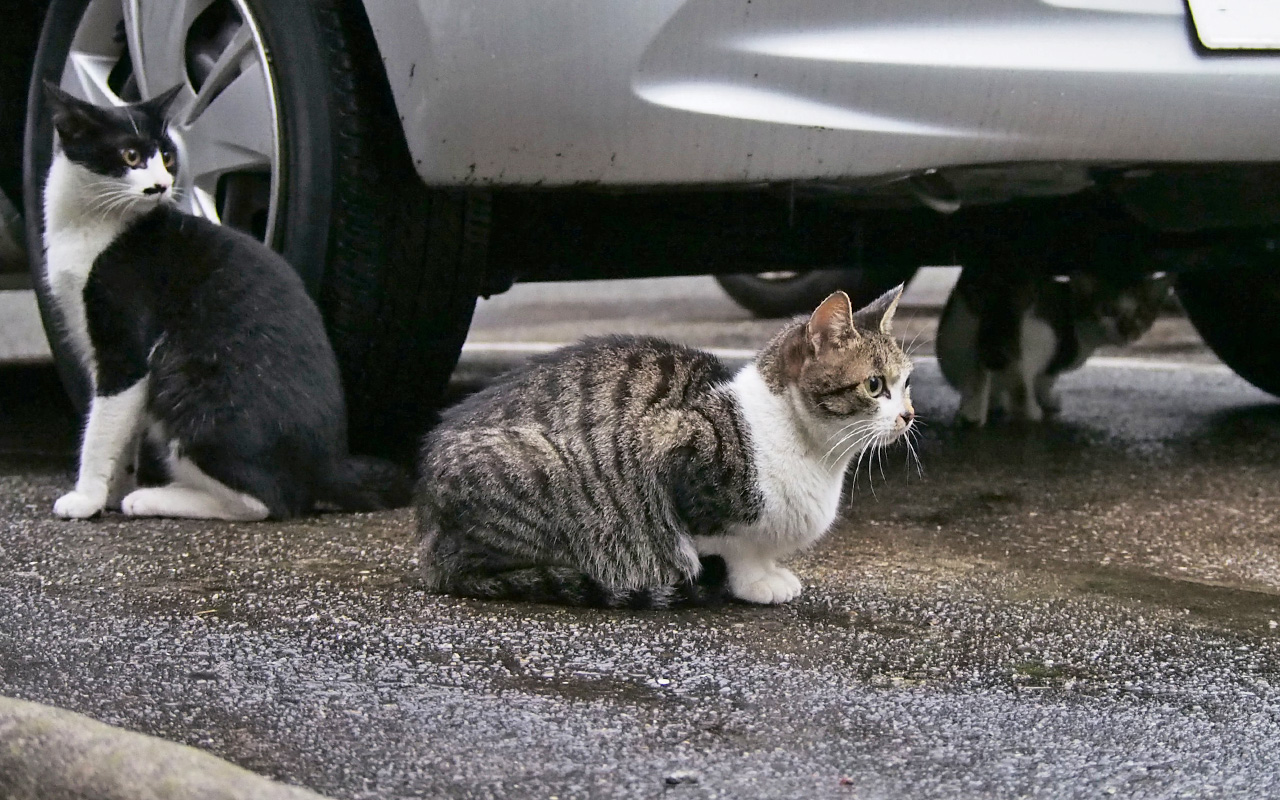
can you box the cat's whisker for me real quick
[821,422,879,465]
[903,427,924,477]
[875,433,888,484]
[94,194,141,225]
[864,439,880,499]
[900,312,934,353]
[88,193,132,224]
[903,324,930,356]
[827,428,878,470]
[823,435,855,467]
[849,431,882,500]
[98,193,135,213]
[905,333,936,358]
[835,429,877,482]
[824,418,877,444]
[821,421,878,463]
[91,188,138,213]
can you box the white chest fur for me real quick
[42,156,132,382]
[716,364,850,552]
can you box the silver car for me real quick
[7,0,1280,457]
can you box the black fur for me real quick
[444,555,731,610]
[44,81,181,178]
[84,205,410,517]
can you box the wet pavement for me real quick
[2,279,1280,798]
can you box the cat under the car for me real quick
[937,263,1168,427]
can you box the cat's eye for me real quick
[121,148,141,167]
[161,148,175,170]
[864,375,885,397]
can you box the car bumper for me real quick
[365,0,1280,187]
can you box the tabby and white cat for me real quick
[417,288,915,607]
[42,82,410,520]
[937,263,1169,426]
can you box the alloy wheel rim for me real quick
[61,0,281,244]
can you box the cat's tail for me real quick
[321,456,414,511]
[441,557,729,609]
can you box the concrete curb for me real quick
[0,696,332,800]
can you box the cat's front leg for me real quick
[730,561,802,605]
[698,538,802,604]
[55,380,148,519]
[956,370,992,427]
[1034,375,1061,415]
[104,432,142,510]
[1008,371,1043,422]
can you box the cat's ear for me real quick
[141,84,184,121]
[43,80,103,142]
[807,291,858,352]
[852,284,904,335]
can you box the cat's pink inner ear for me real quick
[807,291,857,351]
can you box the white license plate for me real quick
[1187,0,1280,49]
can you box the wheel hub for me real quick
[61,0,281,244]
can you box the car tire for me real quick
[1176,250,1280,397]
[24,0,485,465]
[715,267,918,318]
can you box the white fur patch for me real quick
[43,156,129,381]
[42,152,174,382]
[938,293,1059,424]
[1012,314,1057,421]
[120,438,268,521]
[696,363,910,604]
[54,378,149,519]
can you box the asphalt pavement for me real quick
[2,278,1279,799]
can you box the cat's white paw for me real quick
[731,566,803,605]
[120,488,165,517]
[53,491,104,520]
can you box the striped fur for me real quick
[418,289,915,608]
[418,336,756,609]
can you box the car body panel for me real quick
[369,0,1280,187]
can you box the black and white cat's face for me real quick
[43,81,182,209]
[1068,272,1170,345]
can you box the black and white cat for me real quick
[937,262,1169,426]
[41,82,410,520]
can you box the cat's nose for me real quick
[899,410,915,426]
[143,184,168,196]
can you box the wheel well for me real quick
[0,1,50,216]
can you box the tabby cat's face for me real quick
[44,81,182,211]
[1069,272,1170,345]
[786,288,915,452]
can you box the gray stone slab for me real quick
[0,696,332,800]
